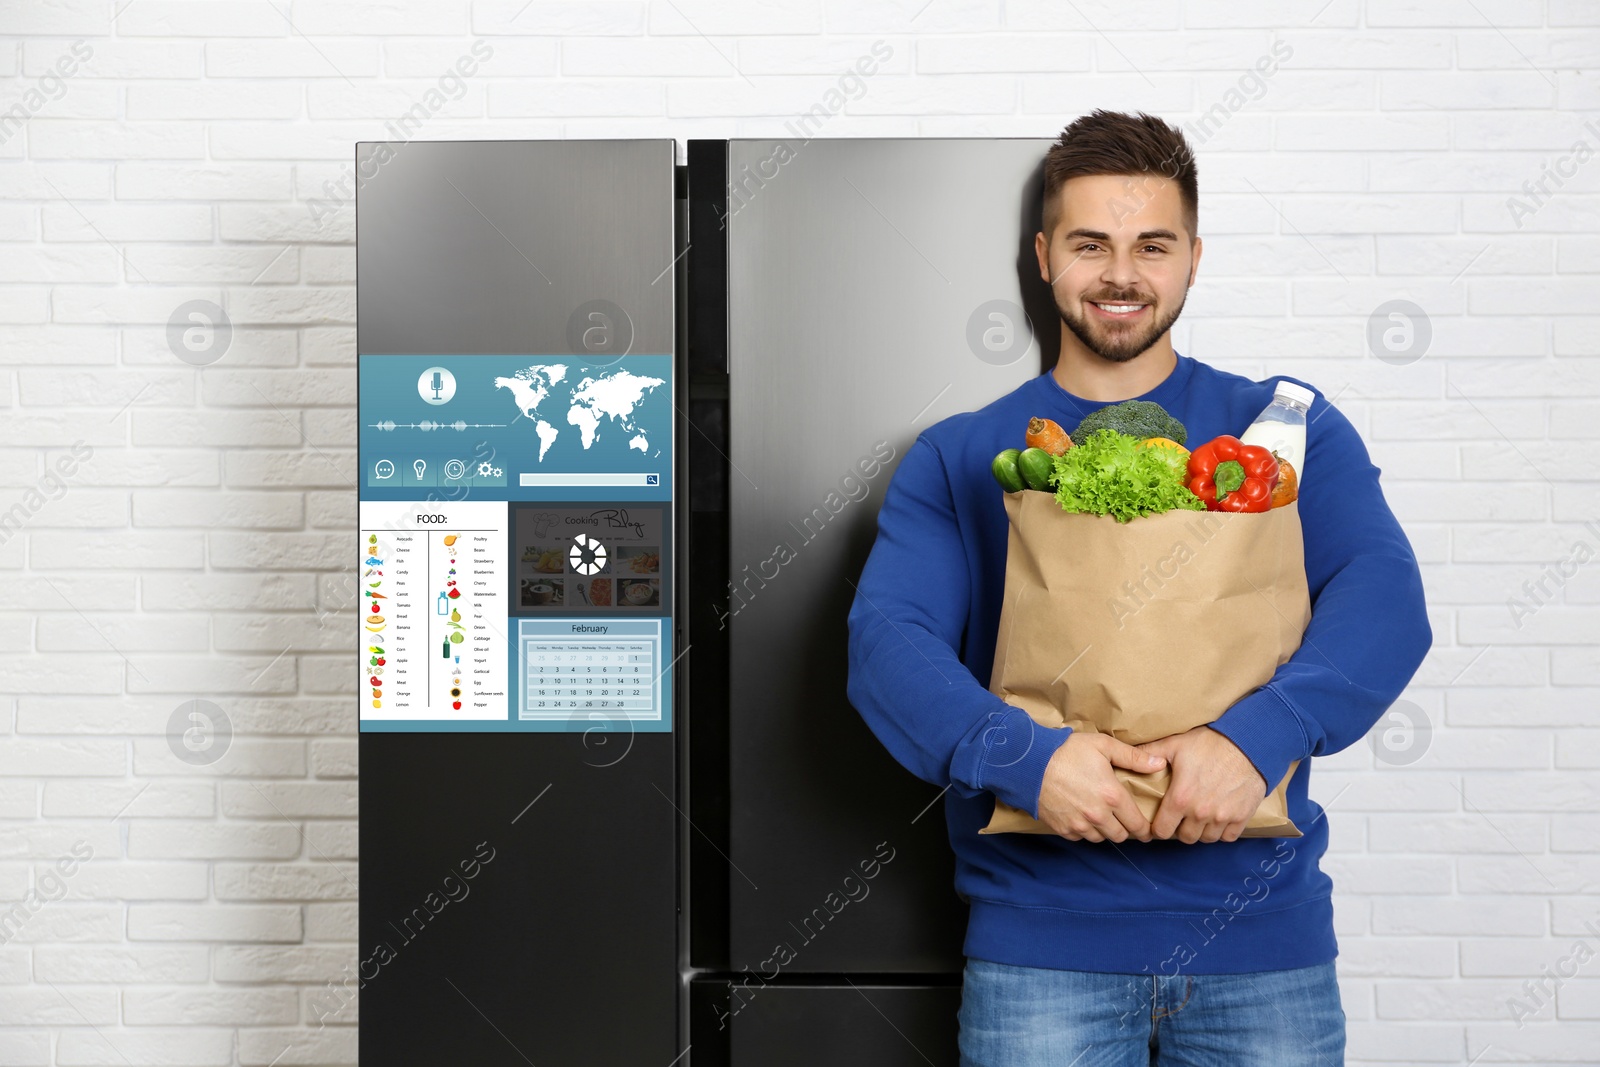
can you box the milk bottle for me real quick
[1240,380,1312,482]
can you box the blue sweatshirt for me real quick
[846,353,1431,976]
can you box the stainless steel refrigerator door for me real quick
[725,138,1055,972]
[356,139,680,1066]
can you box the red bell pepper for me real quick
[1187,435,1279,513]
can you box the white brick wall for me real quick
[0,2,1596,1064]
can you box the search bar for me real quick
[519,473,660,487]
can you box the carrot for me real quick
[1270,457,1298,508]
[1025,416,1073,455]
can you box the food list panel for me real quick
[358,500,509,721]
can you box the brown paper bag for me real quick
[978,491,1312,838]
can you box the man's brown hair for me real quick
[1042,109,1199,243]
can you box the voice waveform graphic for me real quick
[367,420,509,432]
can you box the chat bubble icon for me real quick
[375,460,395,480]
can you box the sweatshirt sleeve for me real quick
[1207,394,1433,792]
[846,433,1074,820]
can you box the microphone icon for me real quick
[417,367,455,406]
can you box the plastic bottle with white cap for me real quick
[1240,380,1314,485]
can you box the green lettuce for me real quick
[1050,429,1205,523]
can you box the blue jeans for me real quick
[958,957,1346,1066]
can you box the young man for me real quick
[845,109,1431,1064]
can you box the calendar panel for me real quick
[517,619,666,726]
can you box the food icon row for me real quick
[520,576,660,608]
[364,533,387,709]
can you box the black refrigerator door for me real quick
[356,139,682,1066]
[686,137,1056,1064]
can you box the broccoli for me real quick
[1068,399,1187,447]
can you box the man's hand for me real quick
[1037,732,1168,843]
[1136,726,1267,844]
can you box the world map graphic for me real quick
[492,364,667,463]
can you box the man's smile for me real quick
[1088,300,1150,320]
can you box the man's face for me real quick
[1035,173,1200,364]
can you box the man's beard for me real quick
[1056,288,1187,364]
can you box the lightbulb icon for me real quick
[413,459,427,480]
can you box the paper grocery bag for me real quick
[978,491,1312,838]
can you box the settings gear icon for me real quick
[476,461,504,478]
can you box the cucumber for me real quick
[1017,447,1055,492]
[991,448,1024,493]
